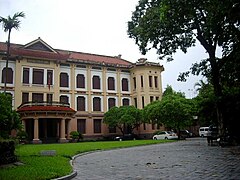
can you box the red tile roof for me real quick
[67,51,132,66]
[0,39,133,66]
[10,48,69,60]
[17,105,76,112]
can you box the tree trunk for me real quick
[4,29,11,93]
[208,54,224,135]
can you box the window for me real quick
[22,92,29,104]
[47,70,53,86]
[150,96,154,103]
[76,74,85,88]
[156,97,159,100]
[77,96,85,111]
[149,76,152,87]
[93,97,101,111]
[134,98,137,108]
[107,77,115,90]
[60,95,69,104]
[32,93,43,102]
[133,77,136,89]
[47,94,53,103]
[92,75,100,89]
[141,76,143,87]
[108,98,116,110]
[154,76,158,88]
[60,72,69,87]
[122,98,129,106]
[94,119,102,133]
[77,119,86,134]
[22,68,29,84]
[33,68,44,84]
[142,96,145,108]
[122,78,128,91]
[1,67,13,84]
[143,123,146,130]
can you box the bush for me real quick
[70,131,83,142]
[0,140,17,165]
[17,130,28,143]
[70,131,79,140]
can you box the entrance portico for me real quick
[17,101,76,143]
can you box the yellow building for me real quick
[0,38,164,143]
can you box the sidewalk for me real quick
[72,138,240,180]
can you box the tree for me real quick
[103,106,144,135]
[144,86,197,138]
[128,0,240,134]
[0,93,21,139]
[194,81,218,126]
[0,12,25,92]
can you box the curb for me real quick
[53,151,101,180]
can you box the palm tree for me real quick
[0,12,25,92]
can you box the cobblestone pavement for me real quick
[72,138,240,180]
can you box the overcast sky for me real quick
[0,0,208,98]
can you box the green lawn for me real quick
[0,140,173,180]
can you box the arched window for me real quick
[76,74,85,88]
[108,77,115,90]
[77,96,85,111]
[93,97,101,111]
[121,78,128,91]
[60,72,69,87]
[1,67,13,84]
[108,98,116,110]
[60,95,69,104]
[92,75,100,89]
[122,98,130,106]
[133,77,136,89]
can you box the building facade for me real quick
[0,38,164,143]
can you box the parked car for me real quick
[114,134,140,141]
[153,131,178,140]
[199,127,209,137]
[180,130,192,139]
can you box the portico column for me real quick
[33,118,41,144]
[67,119,71,139]
[22,119,26,131]
[59,118,67,143]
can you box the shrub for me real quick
[0,140,17,165]
[17,130,28,143]
[70,131,79,140]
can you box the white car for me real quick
[153,131,178,140]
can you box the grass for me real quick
[0,139,174,180]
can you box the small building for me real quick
[0,38,164,143]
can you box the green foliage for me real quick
[0,12,25,32]
[0,140,17,165]
[128,0,239,61]
[104,106,144,135]
[128,0,240,134]
[144,86,197,131]
[0,140,173,180]
[0,93,21,139]
[17,130,28,140]
[70,131,79,140]
[194,82,218,126]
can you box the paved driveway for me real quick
[72,138,240,180]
